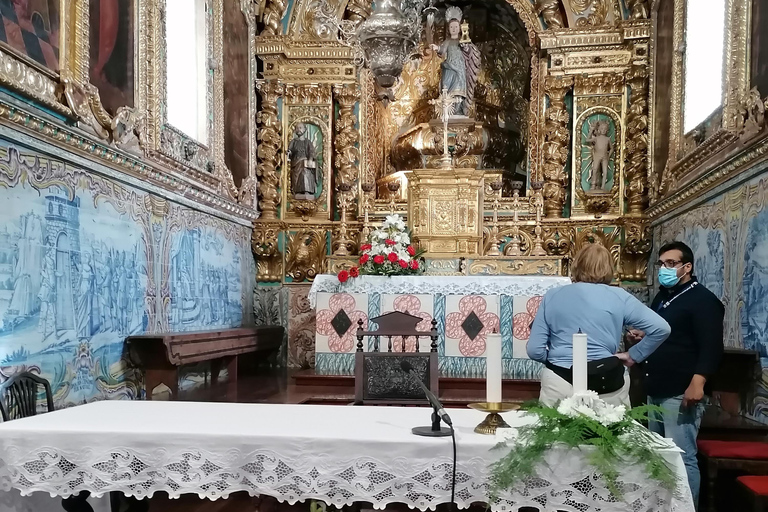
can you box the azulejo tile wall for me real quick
[0,141,255,408]
[654,166,768,421]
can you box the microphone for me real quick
[401,360,452,426]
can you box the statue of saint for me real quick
[429,6,481,117]
[586,119,613,191]
[288,123,317,200]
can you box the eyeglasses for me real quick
[655,259,683,269]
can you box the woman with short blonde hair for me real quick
[570,243,614,285]
[527,243,671,406]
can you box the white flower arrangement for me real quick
[337,214,425,282]
[556,390,628,427]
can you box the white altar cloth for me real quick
[308,274,571,308]
[0,401,694,512]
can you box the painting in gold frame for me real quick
[0,0,61,73]
[89,0,135,116]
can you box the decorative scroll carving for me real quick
[620,221,651,281]
[333,83,361,197]
[256,80,285,220]
[252,221,285,282]
[570,0,609,26]
[261,0,290,36]
[535,0,564,29]
[286,229,327,282]
[541,76,573,218]
[625,65,649,215]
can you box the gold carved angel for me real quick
[429,6,481,117]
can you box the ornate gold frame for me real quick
[570,105,624,218]
[281,95,334,221]
[661,0,752,192]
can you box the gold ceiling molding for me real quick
[648,135,768,220]
[539,21,650,49]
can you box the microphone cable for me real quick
[450,424,457,511]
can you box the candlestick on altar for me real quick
[530,181,547,257]
[333,183,354,256]
[572,329,588,394]
[487,181,502,256]
[361,183,375,243]
[507,181,523,256]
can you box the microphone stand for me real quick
[412,410,452,437]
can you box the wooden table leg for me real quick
[145,368,179,400]
[226,355,238,401]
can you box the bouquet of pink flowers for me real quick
[337,214,425,283]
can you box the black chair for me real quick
[0,373,148,512]
[0,371,55,421]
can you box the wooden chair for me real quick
[0,373,147,512]
[353,311,439,405]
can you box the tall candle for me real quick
[572,330,588,394]
[486,332,502,403]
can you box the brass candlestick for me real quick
[468,402,520,435]
[361,183,375,243]
[486,181,502,257]
[529,181,546,257]
[334,183,354,256]
[387,181,401,214]
[507,181,523,256]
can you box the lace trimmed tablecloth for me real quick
[0,401,694,512]
[308,275,571,308]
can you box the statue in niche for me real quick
[585,119,613,191]
[429,6,481,118]
[288,123,317,200]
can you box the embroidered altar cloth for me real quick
[0,400,694,512]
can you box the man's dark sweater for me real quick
[644,277,724,398]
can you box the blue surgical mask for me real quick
[658,267,681,288]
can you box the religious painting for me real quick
[88,0,134,115]
[222,0,249,188]
[0,0,60,72]
[751,0,768,96]
[287,122,323,201]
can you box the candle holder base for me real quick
[468,402,520,435]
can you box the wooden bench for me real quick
[126,326,284,400]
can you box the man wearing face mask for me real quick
[625,241,724,509]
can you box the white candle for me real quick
[572,330,588,394]
[486,332,502,404]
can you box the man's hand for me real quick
[626,329,645,344]
[616,352,636,367]
[682,375,707,407]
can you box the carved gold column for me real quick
[625,65,649,215]
[255,80,284,220]
[260,0,289,36]
[333,83,361,212]
[620,221,651,282]
[541,76,573,219]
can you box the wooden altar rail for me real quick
[127,326,284,400]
